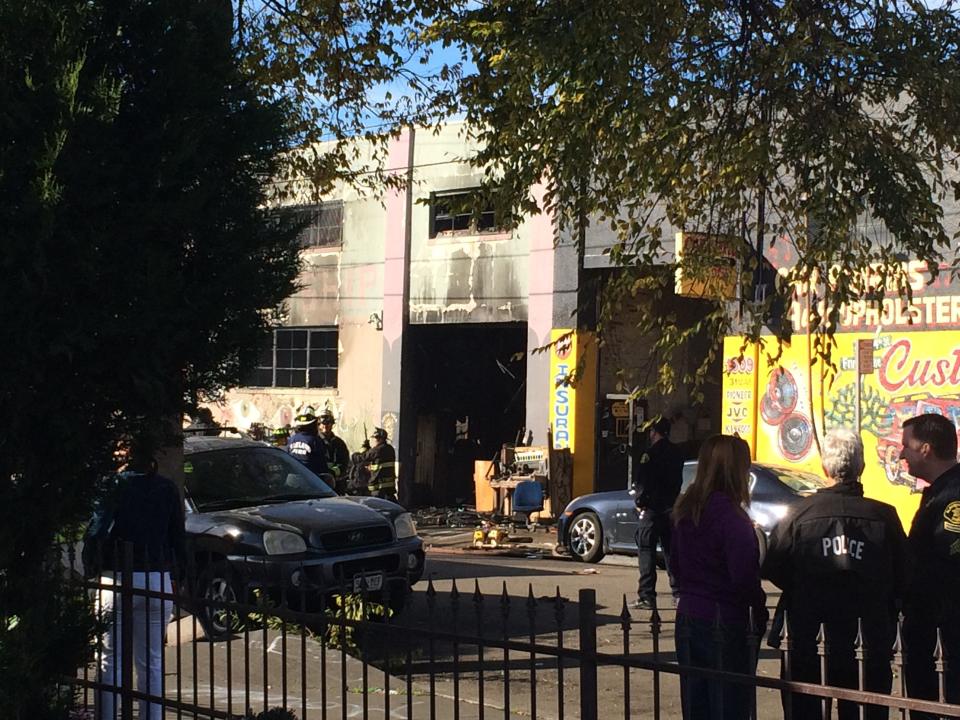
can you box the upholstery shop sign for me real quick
[549,329,577,450]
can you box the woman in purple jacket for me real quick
[670,435,767,720]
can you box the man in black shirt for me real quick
[631,417,684,610]
[95,450,186,720]
[763,428,908,720]
[899,413,960,718]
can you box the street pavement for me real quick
[97,527,798,719]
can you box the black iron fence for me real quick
[69,545,960,720]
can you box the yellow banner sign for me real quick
[549,329,577,450]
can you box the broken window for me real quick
[284,201,343,249]
[429,189,504,238]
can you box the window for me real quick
[287,201,343,249]
[248,328,338,389]
[429,189,502,238]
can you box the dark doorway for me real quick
[400,323,527,508]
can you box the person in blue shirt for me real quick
[286,409,329,478]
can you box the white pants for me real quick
[96,571,173,720]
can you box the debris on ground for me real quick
[413,505,557,530]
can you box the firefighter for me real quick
[346,439,371,496]
[364,427,398,501]
[630,416,684,610]
[317,410,350,494]
[898,413,960,718]
[763,428,908,720]
[286,409,329,478]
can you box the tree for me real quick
[233,0,461,193]
[0,0,301,714]
[429,0,960,395]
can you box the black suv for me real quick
[183,436,424,637]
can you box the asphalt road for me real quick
[128,540,795,720]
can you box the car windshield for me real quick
[185,447,336,511]
[773,467,830,493]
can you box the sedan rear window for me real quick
[775,468,830,493]
[185,447,336,510]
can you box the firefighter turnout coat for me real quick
[364,442,397,495]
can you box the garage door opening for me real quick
[400,323,527,508]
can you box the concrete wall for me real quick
[407,125,530,324]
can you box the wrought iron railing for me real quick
[70,543,960,720]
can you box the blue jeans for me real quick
[676,613,757,720]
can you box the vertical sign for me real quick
[720,337,759,457]
[549,329,578,451]
[855,338,874,436]
[858,339,875,374]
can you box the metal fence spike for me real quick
[935,628,945,662]
[450,577,460,602]
[553,585,565,624]
[473,579,484,605]
[619,595,631,628]
[527,584,537,612]
[892,613,904,655]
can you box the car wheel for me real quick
[197,561,243,640]
[568,511,604,563]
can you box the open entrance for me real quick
[401,323,527,508]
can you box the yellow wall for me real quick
[720,330,960,529]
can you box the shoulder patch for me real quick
[640,453,650,464]
[944,501,960,533]
[951,538,960,556]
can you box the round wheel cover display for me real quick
[779,413,813,460]
[760,393,784,425]
[767,368,798,415]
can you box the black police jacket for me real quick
[631,438,684,514]
[763,482,908,630]
[905,462,960,623]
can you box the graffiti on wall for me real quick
[203,394,379,454]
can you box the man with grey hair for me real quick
[763,428,908,720]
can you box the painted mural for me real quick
[723,330,960,529]
[722,257,960,529]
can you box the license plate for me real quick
[352,572,383,592]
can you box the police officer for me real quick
[286,409,329,478]
[763,428,908,720]
[899,413,960,718]
[631,416,684,610]
[365,427,398,501]
[317,410,350,494]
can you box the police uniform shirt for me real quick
[632,438,684,513]
[906,462,960,619]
